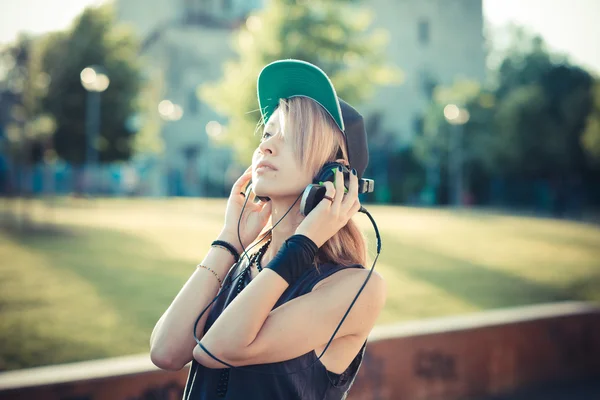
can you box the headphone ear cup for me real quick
[302,162,352,216]
[313,162,340,185]
[300,184,326,216]
[313,162,351,194]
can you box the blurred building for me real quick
[365,0,486,143]
[115,0,263,196]
[115,0,485,196]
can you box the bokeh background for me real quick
[1,0,599,375]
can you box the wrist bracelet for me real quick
[197,264,223,287]
[212,244,241,264]
[265,234,318,286]
[211,240,240,263]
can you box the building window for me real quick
[184,0,214,23]
[418,19,430,45]
[419,69,437,100]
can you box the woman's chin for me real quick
[251,186,270,199]
[252,182,302,201]
[254,192,270,200]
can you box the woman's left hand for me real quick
[295,167,361,248]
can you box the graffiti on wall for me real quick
[413,349,458,381]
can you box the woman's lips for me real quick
[256,166,276,174]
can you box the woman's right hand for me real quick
[220,166,272,253]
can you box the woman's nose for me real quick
[258,139,274,155]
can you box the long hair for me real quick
[251,96,368,268]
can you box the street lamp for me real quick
[156,99,184,196]
[443,104,470,207]
[80,66,110,195]
[158,99,183,121]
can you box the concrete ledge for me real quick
[1,301,599,400]
[368,301,600,340]
[0,353,157,390]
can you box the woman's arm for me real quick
[193,165,384,369]
[149,231,241,371]
[151,164,271,371]
[193,266,386,369]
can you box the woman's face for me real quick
[251,109,313,201]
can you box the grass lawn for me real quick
[1,198,599,371]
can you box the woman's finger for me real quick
[320,181,336,209]
[247,186,257,203]
[353,199,361,214]
[232,169,253,194]
[333,167,344,209]
[343,168,359,211]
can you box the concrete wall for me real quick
[349,302,600,399]
[2,302,597,400]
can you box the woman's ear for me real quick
[334,159,350,168]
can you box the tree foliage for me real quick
[200,0,402,163]
[40,5,143,165]
[416,27,599,185]
[581,80,600,165]
[0,34,54,165]
[495,64,594,178]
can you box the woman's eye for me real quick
[262,132,272,140]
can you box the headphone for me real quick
[251,161,375,215]
[193,160,381,375]
[300,161,374,216]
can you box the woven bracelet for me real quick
[211,240,240,263]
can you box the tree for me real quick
[0,34,55,229]
[0,34,56,193]
[413,79,495,204]
[412,26,599,208]
[494,64,594,179]
[0,34,54,169]
[483,25,597,180]
[40,5,143,166]
[581,79,600,165]
[200,0,401,164]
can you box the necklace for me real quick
[215,239,269,398]
[253,238,271,272]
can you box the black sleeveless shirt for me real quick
[182,253,366,400]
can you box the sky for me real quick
[0,0,599,74]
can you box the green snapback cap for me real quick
[257,59,345,132]
[256,59,372,181]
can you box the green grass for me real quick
[1,198,599,371]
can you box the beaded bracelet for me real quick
[197,264,223,287]
[211,240,240,263]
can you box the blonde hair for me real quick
[252,96,368,268]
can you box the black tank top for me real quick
[182,254,366,400]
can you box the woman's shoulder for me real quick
[309,265,387,337]
[312,263,386,299]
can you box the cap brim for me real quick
[257,60,345,131]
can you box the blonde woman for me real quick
[150,60,386,400]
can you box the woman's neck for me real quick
[261,198,305,266]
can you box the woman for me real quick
[150,60,386,399]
